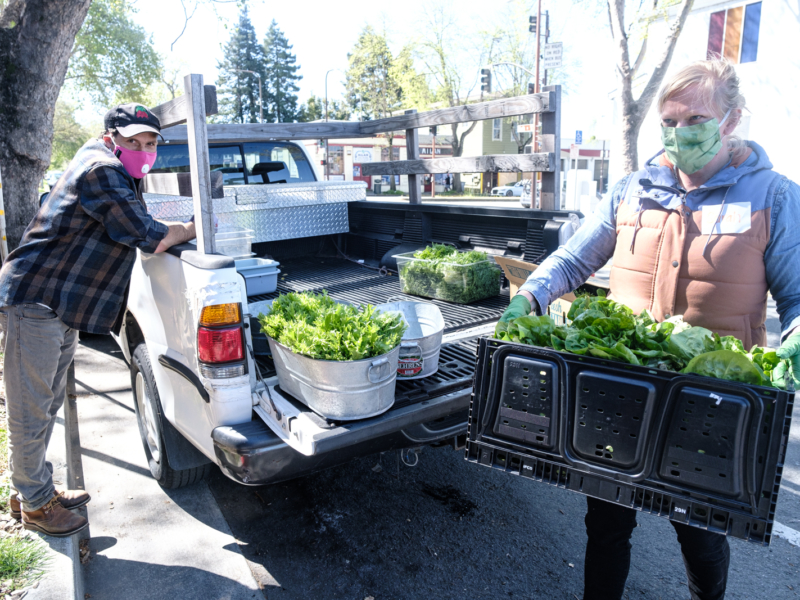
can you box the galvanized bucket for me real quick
[267,338,400,421]
[376,302,444,379]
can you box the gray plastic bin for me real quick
[235,258,281,296]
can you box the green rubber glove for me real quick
[495,295,533,338]
[776,330,800,389]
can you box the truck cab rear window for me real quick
[243,143,316,184]
[151,142,316,185]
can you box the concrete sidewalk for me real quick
[73,334,260,599]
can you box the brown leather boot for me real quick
[22,496,89,537]
[10,489,91,520]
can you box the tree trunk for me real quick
[0,0,92,250]
[450,120,477,192]
[608,0,694,175]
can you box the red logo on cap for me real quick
[135,105,148,119]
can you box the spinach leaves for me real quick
[258,292,406,361]
[496,291,792,389]
[398,245,501,304]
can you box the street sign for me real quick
[575,130,583,145]
[517,123,535,133]
[570,144,579,160]
[543,42,562,70]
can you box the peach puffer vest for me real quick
[608,151,781,349]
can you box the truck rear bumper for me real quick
[211,388,470,485]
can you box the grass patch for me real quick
[0,536,47,590]
[378,189,405,196]
[0,399,49,593]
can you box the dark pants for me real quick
[583,497,730,600]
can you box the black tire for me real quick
[505,190,513,197]
[131,344,213,489]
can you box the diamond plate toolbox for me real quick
[143,181,366,243]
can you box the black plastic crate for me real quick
[466,338,795,545]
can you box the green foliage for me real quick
[262,20,302,123]
[683,350,764,385]
[391,45,433,112]
[297,95,351,122]
[496,293,792,389]
[215,6,267,124]
[345,26,402,122]
[258,292,406,362]
[50,101,92,170]
[398,245,502,304]
[66,0,162,106]
[0,536,47,591]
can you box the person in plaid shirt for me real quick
[0,103,196,536]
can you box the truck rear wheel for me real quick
[131,344,212,489]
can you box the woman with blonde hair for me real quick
[498,58,800,599]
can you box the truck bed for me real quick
[246,255,510,332]
[247,255,508,427]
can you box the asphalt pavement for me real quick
[73,299,800,600]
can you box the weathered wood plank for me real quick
[183,74,216,254]
[405,109,422,205]
[539,86,561,211]
[161,120,369,144]
[359,93,551,136]
[142,171,224,199]
[150,85,218,130]
[361,153,554,176]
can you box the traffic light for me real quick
[529,15,537,34]
[429,126,437,136]
[528,82,535,95]
[480,68,491,93]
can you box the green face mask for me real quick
[660,109,731,174]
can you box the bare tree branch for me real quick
[171,0,199,51]
[635,0,695,119]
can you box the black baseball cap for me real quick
[104,103,162,139]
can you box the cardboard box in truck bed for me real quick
[493,256,610,326]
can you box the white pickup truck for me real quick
[113,77,574,489]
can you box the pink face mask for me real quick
[114,146,157,179]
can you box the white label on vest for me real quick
[702,201,751,235]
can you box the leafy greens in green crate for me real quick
[495,290,792,389]
[258,292,406,361]
[399,244,501,303]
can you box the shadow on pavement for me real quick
[84,539,261,600]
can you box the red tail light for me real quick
[198,327,244,363]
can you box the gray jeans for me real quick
[0,304,78,511]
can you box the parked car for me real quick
[519,179,540,208]
[490,180,528,197]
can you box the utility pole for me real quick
[543,11,550,87]
[531,0,543,207]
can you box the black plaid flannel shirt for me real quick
[0,140,169,334]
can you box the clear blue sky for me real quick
[124,0,615,141]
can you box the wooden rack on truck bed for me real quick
[145,74,564,250]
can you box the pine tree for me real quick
[297,95,351,122]
[215,7,266,124]
[263,20,302,123]
[346,26,402,189]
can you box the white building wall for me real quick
[619,0,800,185]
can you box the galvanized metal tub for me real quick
[267,338,400,421]
[376,302,444,380]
